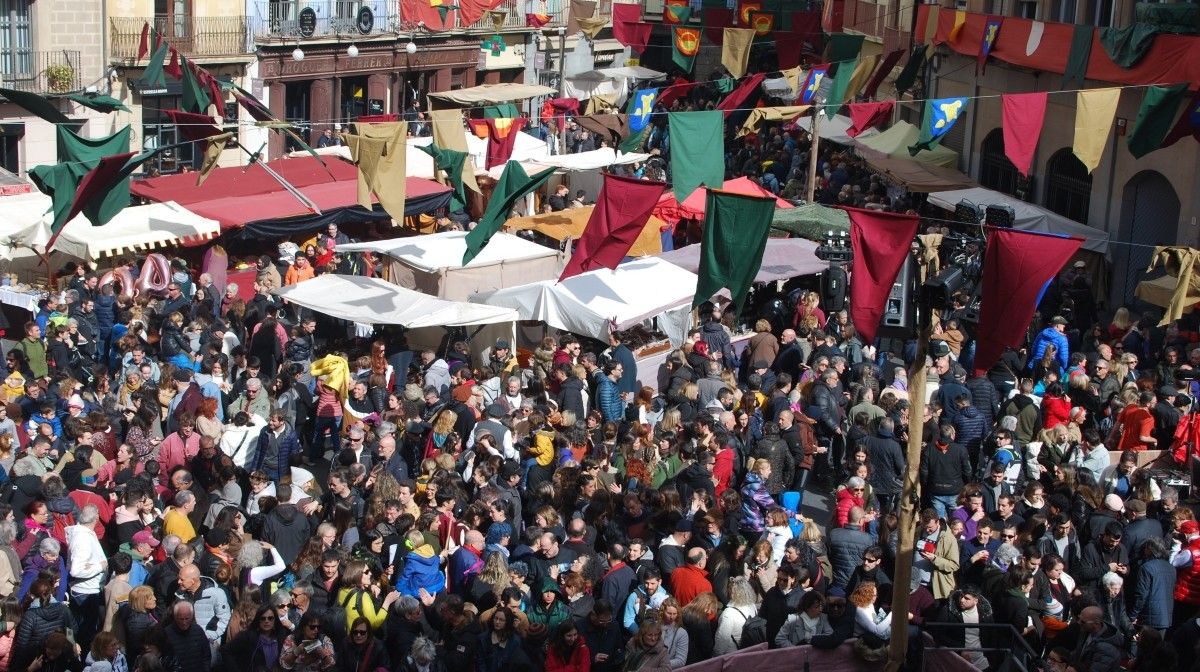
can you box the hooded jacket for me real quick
[260,502,312,566]
[65,523,106,594]
[396,543,445,597]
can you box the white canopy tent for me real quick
[294,135,549,180]
[336,230,562,301]
[274,274,517,327]
[485,147,649,179]
[564,65,666,103]
[796,113,879,145]
[471,257,699,346]
[928,187,1110,255]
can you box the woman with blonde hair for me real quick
[423,408,458,460]
[119,585,159,657]
[1108,307,1133,341]
[713,577,759,655]
[658,597,689,669]
[625,618,673,671]
[680,592,722,665]
[746,319,779,369]
[471,551,512,613]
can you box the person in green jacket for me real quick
[11,322,47,380]
[526,577,571,632]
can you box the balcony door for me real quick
[155,0,190,41]
[0,0,32,82]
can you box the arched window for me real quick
[978,129,1019,197]
[1045,149,1092,224]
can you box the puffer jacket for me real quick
[13,598,75,660]
[740,473,776,533]
[751,428,794,495]
[829,524,875,590]
[175,575,231,641]
[94,294,116,335]
[158,322,190,360]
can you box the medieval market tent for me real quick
[658,238,826,283]
[130,156,452,238]
[854,120,960,168]
[1135,274,1197,309]
[796,114,879,145]
[471,257,700,346]
[505,205,665,258]
[0,191,219,263]
[771,203,851,241]
[653,177,793,227]
[928,187,1110,254]
[335,230,561,301]
[274,274,517,327]
[428,83,557,107]
[860,154,977,193]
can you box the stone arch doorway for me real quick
[1115,170,1180,305]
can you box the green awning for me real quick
[771,203,850,241]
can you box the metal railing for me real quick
[110,15,250,58]
[251,0,401,39]
[0,50,81,95]
[921,622,1041,672]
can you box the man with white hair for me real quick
[449,530,486,595]
[67,504,107,650]
[164,600,213,672]
[228,377,271,421]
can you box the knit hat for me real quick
[1125,499,1146,514]
[1103,494,1125,512]
[403,384,424,402]
[485,522,513,545]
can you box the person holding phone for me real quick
[912,509,961,601]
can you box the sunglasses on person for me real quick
[351,629,369,637]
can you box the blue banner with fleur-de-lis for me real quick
[910,96,969,155]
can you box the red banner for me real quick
[848,208,919,345]
[560,174,667,280]
[1001,92,1047,176]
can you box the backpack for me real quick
[732,607,768,649]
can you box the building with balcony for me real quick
[912,3,1200,307]
[107,2,257,175]
[0,0,108,174]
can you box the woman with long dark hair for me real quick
[10,577,75,672]
[336,616,390,672]
[545,620,589,672]
[476,607,529,672]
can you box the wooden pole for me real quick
[885,318,932,672]
[805,109,821,203]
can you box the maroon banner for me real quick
[657,78,700,109]
[1001,92,1047,176]
[165,48,182,80]
[716,73,765,117]
[163,109,225,141]
[613,4,653,54]
[847,100,894,137]
[469,117,527,169]
[863,49,905,99]
[848,207,919,344]
[1161,88,1200,149]
[774,33,805,69]
[704,8,734,44]
[973,229,1083,377]
[541,97,580,131]
[560,174,668,281]
[137,22,150,61]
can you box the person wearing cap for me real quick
[1152,384,1181,449]
[118,529,159,587]
[199,527,234,580]
[482,338,519,378]
[1030,316,1070,374]
[1122,498,1164,562]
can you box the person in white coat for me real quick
[66,505,108,649]
[713,577,759,655]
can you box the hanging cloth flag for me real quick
[162,109,224,141]
[0,87,71,125]
[1025,20,1044,56]
[1161,88,1200,149]
[180,56,211,115]
[721,28,755,78]
[576,114,630,146]
[526,1,551,28]
[1072,88,1120,172]
[196,132,233,187]
[893,48,926,98]
[800,64,828,104]
[781,66,802,99]
[65,93,131,114]
[717,73,765,117]
[694,189,775,310]
[827,32,865,63]
[823,58,858,115]
[846,100,894,137]
[560,174,668,281]
[863,49,904,99]
[417,144,471,212]
[1100,24,1161,68]
[668,110,724,201]
[922,4,940,45]
[950,10,967,42]
[540,97,579,132]
[577,15,606,40]
[137,22,151,60]
[1001,92,1047,176]
[165,48,182,80]
[1147,247,1200,326]
[973,229,1083,376]
[463,162,556,265]
[845,55,879,102]
[673,27,701,73]
[57,125,130,165]
[737,105,810,137]
[431,109,481,196]
[909,96,968,155]
[346,121,408,223]
[748,11,774,36]
[773,32,806,70]
[613,4,652,53]
[847,207,920,344]
[1127,83,1190,159]
[738,0,761,26]
[1063,24,1094,90]
[143,39,170,88]
[978,16,1003,74]
[628,88,658,132]
[469,117,527,169]
[664,0,691,24]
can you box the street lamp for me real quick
[292,47,305,61]
[347,44,359,57]
[405,41,417,55]
[556,26,566,155]
[402,41,417,127]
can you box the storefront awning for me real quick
[428,83,556,107]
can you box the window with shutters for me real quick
[0,0,31,82]
[1045,149,1092,223]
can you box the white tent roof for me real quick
[274,274,517,327]
[485,147,649,179]
[293,134,548,181]
[0,193,219,260]
[597,66,666,80]
[796,113,878,145]
[336,230,557,272]
[928,187,1109,255]
[472,257,698,344]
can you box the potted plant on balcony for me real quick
[45,64,74,93]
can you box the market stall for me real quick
[854,120,960,168]
[860,154,977,193]
[658,238,826,283]
[653,177,793,228]
[928,187,1110,254]
[771,203,851,241]
[427,83,557,108]
[505,206,665,258]
[336,230,562,301]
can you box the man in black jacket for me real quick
[865,417,905,512]
[1076,522,1130,594]
[920,425,973,518]
[164,601,213,672]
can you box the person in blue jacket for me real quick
[1030,315,1070,373]
[396,530,446,598]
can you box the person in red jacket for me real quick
[545,620,591,672]
[1173,520,1200,624]
[669,548,714,608]
[1041,382,1072,430]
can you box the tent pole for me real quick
[805,108,821,203]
